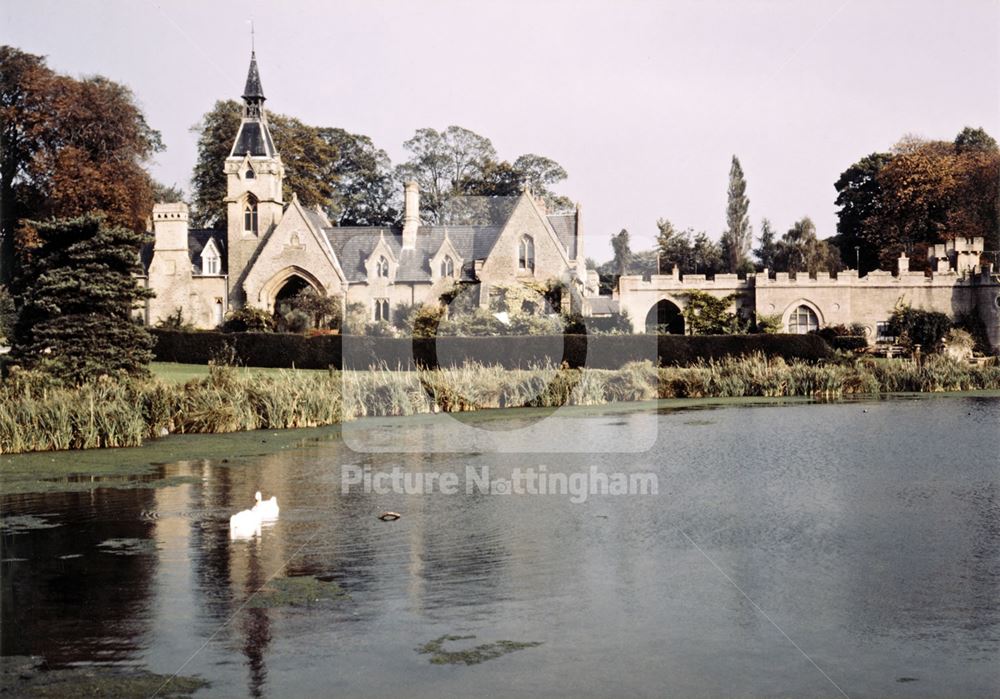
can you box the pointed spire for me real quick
[243,51,265,102]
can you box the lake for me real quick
[2,396,999,698]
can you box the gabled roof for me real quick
[188,230,227,275]
[326,225,503,283]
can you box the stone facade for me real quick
[614,244,1000,349]
[140,51,584,328]
[140,50,1000,351]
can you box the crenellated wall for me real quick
[615,261,1000,348]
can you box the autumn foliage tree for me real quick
[0,46,163,284]
[189,99,397,228]
[834,128,1000,270]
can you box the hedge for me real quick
[150,329,833,370]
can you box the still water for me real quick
[2,397,999,698]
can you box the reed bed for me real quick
[1,354,999,454]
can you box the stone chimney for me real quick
[152,202,190,251]
[402,181,419,250]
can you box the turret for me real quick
[224,50,285,305]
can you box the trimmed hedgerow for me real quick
[150,329,833,370]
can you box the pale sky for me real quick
[2,0,998,260]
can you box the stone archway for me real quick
[259,266,326,312]
[645,299,685,334]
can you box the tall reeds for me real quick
[1,354,998,454]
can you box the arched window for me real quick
[243,197,258,234]
[788,304,819,334]
[441,255,454,278]
[518,235,535,272]
[376,256,390,278]
[374,298,390,322]
[245,168,255,179]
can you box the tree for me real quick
[954,126,998,154]
[719,155,753,273]
[833,128,1000,270]
[774,217,841,275]
[1,46,163,284]
[655,218,693,273]
[11,215,153,383]
[610,229,632,279]
[753,218,780,271]
[690,232,723,275]
[681,291,746,335]
[397,126,572,223]
[395,126,496,224]
[832,152,891,273]
[318,127,398,226]
[190,101,399,228]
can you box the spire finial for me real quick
[251,20,255,53]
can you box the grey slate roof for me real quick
[243,52,265,100]
[139,229,226,275]
[188,230,227,275]
[325,225,503,283]
[230,121,275,158]
[587,297,620,316]
[547,214,577,259]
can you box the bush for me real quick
[888,306,951,351]
[221,306,275,333]
[150,329,833,370]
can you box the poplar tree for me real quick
[720,155,753,273]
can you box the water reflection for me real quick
[1,397,998,697]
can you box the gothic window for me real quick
[244,197,259,234]
[374,298,390,322]
[376,256,390,278]
[441,255,455,278]
[788,305,819,334]
[518,235,535,272]
[245,168,255,179]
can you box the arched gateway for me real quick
[645,299,685,334]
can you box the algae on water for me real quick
[0,655,208,698]
[246,575,350,608]
[415,634,543,665]
[0,514,61,534]
[96,538,157,556]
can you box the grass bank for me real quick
[2,354,1000,454]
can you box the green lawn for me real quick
[150,362,323,384]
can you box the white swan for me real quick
[252,491,279,520]
[229,508,261,540]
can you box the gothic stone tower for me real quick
[225,51,285,306]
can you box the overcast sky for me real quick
[3,0,998,259]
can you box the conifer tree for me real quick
[753,218,779,271]
[12,215,153,383]
[720,155,753,273]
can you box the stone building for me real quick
[140,50,1000,350]
[612,240,1000,349]
[140,51,585,328]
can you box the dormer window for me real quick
[441,255,455,278]
[204,253,219,275]
[243,196,258,234]
[518,235,535,272]
[376,256,390,278]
